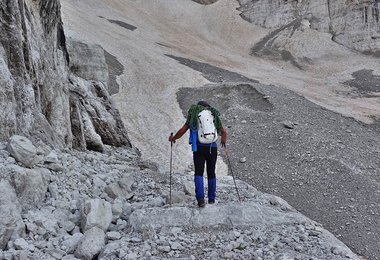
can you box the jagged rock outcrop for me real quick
[0,0,131,151]
[238,0,380,55]
[0,0,71,148]
[67,39,131,151]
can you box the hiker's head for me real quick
[197,101,210,108]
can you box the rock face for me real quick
[0,0,71,148]
[0,0,131,151]
[238,0,380,54]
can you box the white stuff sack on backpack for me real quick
[197,109,218,144]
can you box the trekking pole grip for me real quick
[170,132,174,146]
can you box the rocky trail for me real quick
[0,137,358,259]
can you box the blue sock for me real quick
[208,178,216,201]
[194,176,204,200]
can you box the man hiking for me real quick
[169,101,227,207]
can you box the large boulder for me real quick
[7,135,39,168]
[81,199,112,232]
[0,180,24,250]
[75,227,105,260]
[6,166,50,210]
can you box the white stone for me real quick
[48,248,66,259]
[118,173,135,193]
[104,183,124,199]
[0,180,24,250]
[75,227,105,260]
[13,238,29,250]
[7,135,38,168]
[184,181,195,196]
[112,200,123,221]
[9,167,50,210]
[81,199,112,232]
[106,231,122,240]
[62,233,83,254]
[49,182,59,199]
[45,151,59,164]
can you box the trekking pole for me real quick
[169,133,174,206]
[223,147,242,202]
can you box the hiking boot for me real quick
[208,199,215,204]
[197,199,205,207]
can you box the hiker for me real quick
[169,101,227,207]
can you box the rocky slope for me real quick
[0,0,131,151]
[0,136,358,259]
[238,0,380,55]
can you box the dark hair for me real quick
[197,101,210,107]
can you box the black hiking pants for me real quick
[193,146,217,179]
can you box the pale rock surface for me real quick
[66,39,109,86]
[61,233,84,254]
[0,0,72,148]
[118,173,136,193]
[106,231,122,240]
[13,238,29,251]
[7,135,39,168]
[45,151,59,164]
[237,0,380,53]
[0,0,131,151]
[0,180,24,250]
[6,167,50,210]
[81,199,112,232]
[75,227,106,260]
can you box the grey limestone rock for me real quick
[81,199,112,232]
[106,231,122,240]
[118,173,136,192]
[68,43,132,151]
[238,0,380,54]
[66,40,109,86]
[98,241,120,259]
[61,233,83,254]
[0,180,24,250]
[7,136,39,168]
[75,227,105,260]
[13,238,29,251]
[7,167,50,210]
[0,0,131,152]
[45,151,59,164]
